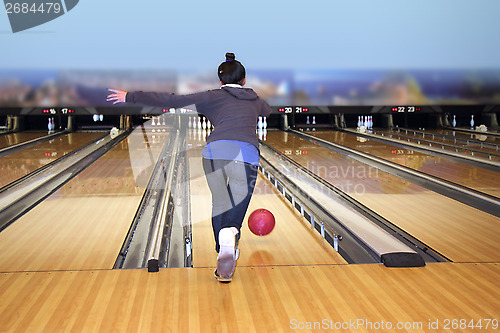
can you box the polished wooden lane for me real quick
[188,129,345,268]
[0,131,48,150]
[265,130,500,262]
[310,130,500,198]
[383,129,500,159]
[0,263,498,332]
[0,132,105,188]
[436,129,500,145]
[0,129,170,272]
[0,127,499,333]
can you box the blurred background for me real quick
[1,0,500,107]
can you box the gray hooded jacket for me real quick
[126,85,272,148]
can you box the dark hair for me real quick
[218,52,246,85]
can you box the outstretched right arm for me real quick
[107,88,210,109]
[106,89,128,104]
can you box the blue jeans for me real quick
[202,158,258,252]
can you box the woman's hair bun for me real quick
[218,52,245,84]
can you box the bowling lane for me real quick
[378,128,500,160]
[436,129,500,145]
[0,131,49,150]
[0,132,106,188]
[0,128,170,272]
[187,129,346,268]
[265,130,500,262]
[311,130,500,198]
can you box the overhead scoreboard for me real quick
[391,106,422,113]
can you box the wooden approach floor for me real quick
[1,263,499,332]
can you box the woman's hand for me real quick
[106,89,128,104]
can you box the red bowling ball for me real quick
[248,208,275,236]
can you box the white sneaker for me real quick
[214,248,239,282]
[215,228,238,282]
